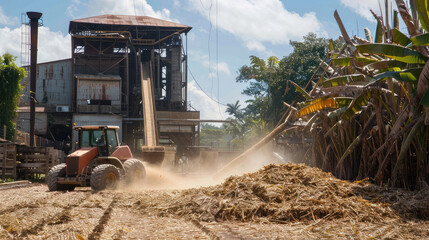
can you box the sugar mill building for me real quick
[19,15,201,158]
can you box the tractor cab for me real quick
[74,125,119,156]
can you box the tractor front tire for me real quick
[47,164,75,191]
[123,159,146,182]
[90,164,121,191]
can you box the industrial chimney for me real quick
[26,11,42,147]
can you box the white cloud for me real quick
[0,6,18,25]
[245,40,274,56]
[187,81,226,120]
[216,62,231,75]
[192,51,231,76]
[68,0,171,20]
[340,0,380,22]
[0,26,70,65]
[189,0,323,53]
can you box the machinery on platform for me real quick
[46,125,145,191]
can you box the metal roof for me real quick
[70,14,191,29]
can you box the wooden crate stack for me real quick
[0,143,17,180]
[16,146,62,179]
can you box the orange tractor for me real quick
[47,125,146,191]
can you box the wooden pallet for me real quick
[0,143,17,180]
[16,146,63,179]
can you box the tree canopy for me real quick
[0,53,25,140]
[235,33,344,125]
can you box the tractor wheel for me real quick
[46,164,76,191]
[90,164,121,191]
[123,159,146,182]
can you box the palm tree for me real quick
[226,100,243,118]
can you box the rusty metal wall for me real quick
[76,75,121,113]
[22,59,73,108]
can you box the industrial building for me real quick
[19,15,201,160]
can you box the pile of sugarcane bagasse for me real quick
[121,163,429,224]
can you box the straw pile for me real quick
[133,163,401,223]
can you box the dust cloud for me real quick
[119,146,292,191]
[119,164,223,191]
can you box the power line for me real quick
[206,0,214,95]
[215,0,224,118]
[188,66,227,107]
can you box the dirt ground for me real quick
[1,163,429,239]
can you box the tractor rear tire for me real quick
[123,159,146,182]
[90,164,120,191]
[47,164,76,191]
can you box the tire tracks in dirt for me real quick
[87,197,117,240]
[0,192,62,217]
[191,220,221,240]
[14,192,93,239]
[192,220,253,240]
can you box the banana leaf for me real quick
[374,21,383,43]
[356,43,427,64]
[392,28,412,46]
[330,57,377,67]
[342,93,370,120]
[327,106,347,118]
[364,60,407,71]
[373,68,423,82]
[323,74,366,87]
[393,10,399,29]
[295,97,353,118]
[409,33,429,46]
[288,80,310,99]
[329,39,334,52]
[416,0,429,32]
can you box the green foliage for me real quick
[0,178,14,183]
[416,0,429,32]
[226,100,243,118]
[0,53,25,140]
[392,28,412,46]
[200,127,226,146]
[236,33,342,125]
[373,68,423,82]
[374,21,383,43]
[410,33,429,46]
[356,43,427,64]
[322,74,365,87]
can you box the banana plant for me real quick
[284,0,429,189]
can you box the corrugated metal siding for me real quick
[170,46,182,102]
[22,59,73,107]
[76,77,121,113]
[72,114,123,149]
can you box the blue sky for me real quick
[0,0,389,120]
